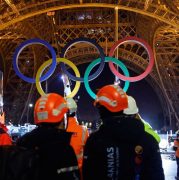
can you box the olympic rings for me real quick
[60,38,105,82]
[36,58,81,98]
[13,37,155,98]
[84,57,130,99]
[13,39,56,83]
[109,37,154,82]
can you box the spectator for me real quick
[83,85,164,180]
[66,97,89,179]
[3,93,80,180]
[123,96,160,143]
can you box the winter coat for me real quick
[9,127,81,180]
[83,116,164,180]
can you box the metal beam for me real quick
[23,20,42,39]
[115,7,118,82]
[48,13,60,57]
[57,23,133,29]
[164,0,179,15]
[1,3,179,31]
[144,0,150,11]
[154,28,179,126]
[4,0,20,15]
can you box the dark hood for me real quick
[16,127,72,148]
[99,116,144,144]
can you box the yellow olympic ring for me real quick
[36,58,81,97]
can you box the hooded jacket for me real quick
[3,127,80,180]
[83,116,164,180]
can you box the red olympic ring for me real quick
[108,37,154,82]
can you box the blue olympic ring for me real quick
[13,39,56,83]
[60,37,105,82]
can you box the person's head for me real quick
[64,97,77,118]
[123,96,139,118]
[34,93,69,130]
[94,85,128,120]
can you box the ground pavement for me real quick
[162,154,177,180]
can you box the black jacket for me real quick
[3,127,80,180]
[83,117,164,180]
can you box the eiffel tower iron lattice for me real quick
[0,0,179,127]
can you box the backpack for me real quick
[2,142,80,180]
[1,145,38,180]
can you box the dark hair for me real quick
[38,121,62,128]
[97,103,124,120]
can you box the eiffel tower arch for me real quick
[0,0,179,128]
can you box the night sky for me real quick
[48,62,164,130]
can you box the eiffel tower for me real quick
[0,0,179,128]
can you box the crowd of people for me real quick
[0,84,178,179]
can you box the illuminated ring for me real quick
[60,38,105,82]
[84,57,130,99]
[36,58,81,97]
[109,37,154,82]
[13,39,56,83]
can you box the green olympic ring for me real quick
[84,57,130,99]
